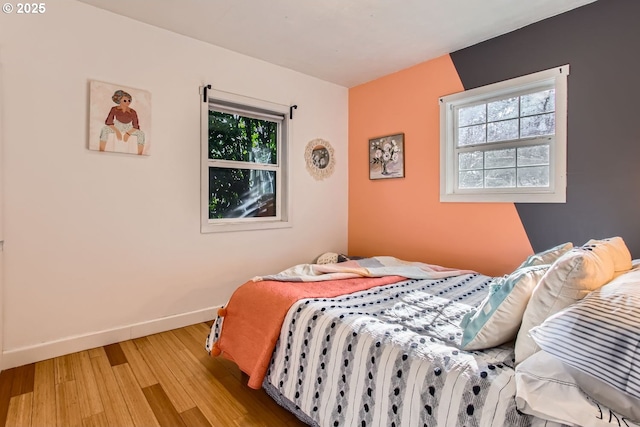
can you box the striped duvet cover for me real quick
[261,273,539,427]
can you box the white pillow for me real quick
[585,236,632,275]
[516,351,640,426]
[514,244,615,364]
[530,268,640,404]
[460,265,548,350]
[517,242,573,268]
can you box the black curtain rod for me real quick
[203,84,211,103]
[203,84,298,121]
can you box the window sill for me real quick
[440,191,565,203]
[200,219,293,234]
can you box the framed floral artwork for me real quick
[88,80,151,156]
[369,133,405,179]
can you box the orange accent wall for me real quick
[348,55,533,276]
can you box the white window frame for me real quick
[439,65,569,203]
[200,88,291,233]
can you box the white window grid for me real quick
[439,65,569,203]
[200,89,291,233]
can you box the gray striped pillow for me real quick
[530,268,640,401]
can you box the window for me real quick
[201,89,290,233]
[439,65,569,203]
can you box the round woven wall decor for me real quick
[305,138,335,180]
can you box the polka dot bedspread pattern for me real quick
[260,274,534,427]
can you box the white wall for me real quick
[0,59,5,369]
[0,0,348,368]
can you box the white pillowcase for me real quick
[517,242,573,268]
[516,351,640,426]
[585,236,632,275]
[530,267,640,406]
[514,243,615,364]
[460,265,548,350]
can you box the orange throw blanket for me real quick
[212,275,404,389]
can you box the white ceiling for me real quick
[77,0,597,87]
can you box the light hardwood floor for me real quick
[0,322,306,427]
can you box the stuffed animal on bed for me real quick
[314,252,351,264]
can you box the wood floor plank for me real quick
[55,354,75,384]
[82,412,110,427]
[182,324,296,426]
[243,380,306,426]
[182,324,243,381]
[90,352,135,427]
[178,375,238,427]
[56,380,82,427]
[182,323,305,427]
[211,373,299,427]
[145,333,193,381]
[179,407,212,427]
[141,384,186,427]
[87,348,105,359]
[103,343,128,367]
[119,340,158,389]
[10,364,35,397]
[133,337,196,413]
[112,364,160,427]
[32,359,56,427]
[172,326,210,358]
[188,322,212,338]
[5,392,32,427]
[171,327,234,381]
[3,322,308,427]
[70,351,104,418]
[158,331,210,379]
[0,368,16,427]
[174,324,208,354]
[181,322,305,426]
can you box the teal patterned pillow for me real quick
[518,242,573,269]
[461,265,549,350]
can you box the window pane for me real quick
[521,89,555,117]
[458,124,486,146]
[487,119,519,142]
[488,97,518,121]
[459,151,483,170]
[485,148,515,169]
[209,167,276,219]
[208,110,278,164]
[518,166,549,187]
[485,168,515,188]
[441,65,567,202]
[459,170,483,188]
[518,145,550,166]
[458,104,486,127]
[521,113,555,138]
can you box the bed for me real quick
[206,244,640,427]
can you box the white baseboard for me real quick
[1,306,220,370]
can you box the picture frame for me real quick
[369,133,405,180]
[89,80,151,156]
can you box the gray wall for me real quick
[450,0,640,257]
